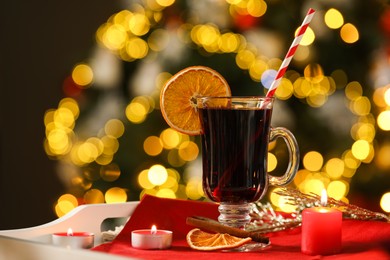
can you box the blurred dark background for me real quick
[1,1,121,229]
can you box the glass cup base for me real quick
[218,202,252,228]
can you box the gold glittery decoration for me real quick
[246,188,390,233]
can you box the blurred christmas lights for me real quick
[42,0,390,217]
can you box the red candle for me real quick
[301,189,342,255]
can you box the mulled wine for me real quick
[199,107,272,203]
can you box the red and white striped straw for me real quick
[266,8,316,98]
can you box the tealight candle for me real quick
[131,225,172,250]
[52,228,94,249]
[301,189,342,255]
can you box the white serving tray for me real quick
[0,201,140,260]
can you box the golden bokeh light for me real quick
[340,23,359,44]
[267,152,277,172]
[327,180,348,200]
[126,100,148,124]
[101,135,119,155]
[55,201,75,217]
[143,136,163,156]
[219,32,241,53]
[296,27,315,46]
[249,59,268,82]
[84,189,105,204]
[307,93,327,108]
[126,37,149,59]
[373,86,388,107]
[99,23,127,50]
[160,128,181,149]
[167,168,180,182]
[138,169,155,189]
[156,0,175,7]
[377,111,390,131]
[380,192,390,213]
[293,169,310,187]
[129,13,150,36]
[186,177,204,200]
[46,129,71,155]
[351,140,370,160]
[55,193,79,217]
[236,49,256,70]
[375,144,390,169]
[178,141,199,161]
[350,96,371,116]
[58,194,78,207]
[148,164,168,185]
[345,81,362,100]
[247,0,267,17]
[167,149,186,167]
[140,189,157,199]
[293,77,311,98]
[59,98,80,119]
[72,64,94,87]
[303,151,323,172]
[384,88,390,106]
[104,119,125,138]
[53,107,75,129]
[300,177,325,196]
[112,10,132,29]
[156,188,176,198]
[324,8,344,29]
[77,142,99,164]
[105,187,128,203]
[159,176,179,192]
[325,158,344,179]
[351,122,376,142]
[275,78,294,100]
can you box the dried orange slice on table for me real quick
[186,228,252,251]
[160,66,231,135]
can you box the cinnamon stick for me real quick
[186,216,269,244]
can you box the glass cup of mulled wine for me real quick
[197,96,299,228]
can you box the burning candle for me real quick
[52,228,94,249]
[131,225,172,250]
[301,189,342,255]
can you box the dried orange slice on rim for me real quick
[186,228,252,251]
[160,66,231,135]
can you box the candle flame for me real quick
[151,225,157,235]
[320,189,328,207]
[67,228,74,236]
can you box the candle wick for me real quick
[320,189,328,207]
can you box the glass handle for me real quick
[268,127,300,186]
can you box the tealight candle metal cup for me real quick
[131,226,172,250]
[52,229,94,249]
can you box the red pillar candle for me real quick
[301,190,342,255]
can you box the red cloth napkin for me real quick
[93,195,390,259]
